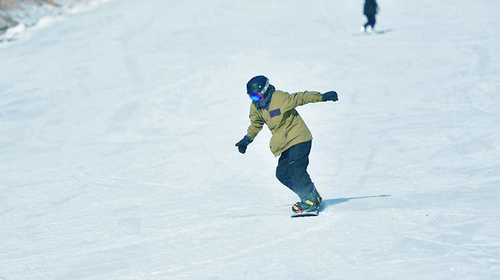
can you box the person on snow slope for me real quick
[362,0,379,33]
[235,75,338,215]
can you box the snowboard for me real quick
[290,202,323,218]
[291,210,319,218]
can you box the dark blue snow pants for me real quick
[364,15,376,29]
[275,141,315,201]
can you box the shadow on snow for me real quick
[321,194,391,211]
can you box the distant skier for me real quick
[235,75,338,216]
[362,0,379,33]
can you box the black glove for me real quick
[322,91,338,102]
[235,135,253,154]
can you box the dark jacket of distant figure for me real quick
[364,0,378,16]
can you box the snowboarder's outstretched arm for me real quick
[280,90,338,112]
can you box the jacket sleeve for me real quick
[281,90,324,112]
[246,103,265,140]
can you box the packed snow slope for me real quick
[1,0,500,279]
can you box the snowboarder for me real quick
[235,75,338,216]
[362,0,379,33]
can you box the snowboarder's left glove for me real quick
[235,135,252,154]
[322,91,338,102]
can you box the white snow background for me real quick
[1,0,500,279]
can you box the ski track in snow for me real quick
[1,0,500,279]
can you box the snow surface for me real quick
[1,0,500,279]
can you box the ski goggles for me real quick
[248,79,270,101]
[249,92,265,101]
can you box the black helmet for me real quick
[247,75,270,96]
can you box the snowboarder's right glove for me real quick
[322,91,338,102]
[235,135,252,154]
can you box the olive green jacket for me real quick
[246,90,324,157]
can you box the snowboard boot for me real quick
[292,188,323,214]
